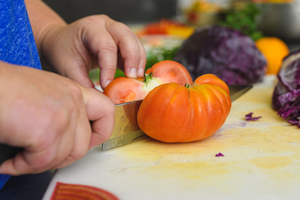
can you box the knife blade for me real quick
[229,84,253,101]
[102,84,253,150]
[102,99,144,150]
[0,84,252,163]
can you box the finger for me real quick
[106,21,146,78]
[96,35,118,89]
[0,151,50,175]
[117,38,146,78]
[82,17,118,89]
[0,139,70,175]
[0,117,78,175]
[137,39,147,77]
[117,50,125,71]
[51,86,93,169]
[51,109,91,169]
[80,86,115,149]
[0,113,77,175]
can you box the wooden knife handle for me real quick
[0,143,23,165]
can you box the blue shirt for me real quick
[0,0,42,189]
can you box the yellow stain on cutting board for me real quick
[113,75,300,190]
[113,123,300,193]
[250,156,292,169]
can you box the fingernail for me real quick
[128,68,137,78]
[104,80,111,88]
[138,68,144,77]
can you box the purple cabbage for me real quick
[272,50,300,127]
[215,152,224,157]
[173,25,267,84]
[245,112,262,121]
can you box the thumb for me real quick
[79,86,115,148]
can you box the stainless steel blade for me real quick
[102,84,253,150]
[102,130,144,150]
[228,84,253,101]
[102,99,143,150]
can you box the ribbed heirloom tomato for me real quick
[103,60,193,104]
[137,74,232,143]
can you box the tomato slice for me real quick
[103,77,146,104]
[146,60,193,86]
[103,60,193,104]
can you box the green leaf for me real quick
[219,3,263,41]
[145,46,179,70]
[114,68,125,78]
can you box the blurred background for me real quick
[43,0,178,24]
[42,0,300,79]
[43,0,300,43]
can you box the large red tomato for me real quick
[137,74,231,143]
[103,60,193,104]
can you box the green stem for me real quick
[144,73,153,85]
[185,83,191,89]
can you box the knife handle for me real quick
[0,143,23,165]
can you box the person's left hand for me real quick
[40,15,146,89]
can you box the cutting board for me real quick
[43,75,300,200]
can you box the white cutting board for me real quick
[43,75,300,200]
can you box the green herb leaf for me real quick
[219,3,263,41]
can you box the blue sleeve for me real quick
[0,0,43,190]
[0,175,10,189]
[0,0,42,69]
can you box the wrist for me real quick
[39,24,66,70]
[25,0,67,62]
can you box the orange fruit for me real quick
[255,37,289,74]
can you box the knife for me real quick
[102,84,253,150]
[0,84,252,163]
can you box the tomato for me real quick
[103,60,193,104]
[137,74,231,143]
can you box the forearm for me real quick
[24,0,67,52]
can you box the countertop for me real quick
[43,75,300,200]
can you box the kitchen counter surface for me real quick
[43,75,300,200]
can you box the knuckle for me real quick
[101,43,118,55]
[102,132,112,143]
[102,67,116,77]
[80,15,109,24]
[114,22,130,31]
[53,101,76,126]
[128,52,141,64]
[71,149,87,161]
[64,147,88,164]
[66,82,83,101]
[101,96,115,115]
[30,154,55,172]
[118,28,136,40]
[106,99,116,114]
[98,14,110,21]
[37,84,83,148]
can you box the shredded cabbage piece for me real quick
[215,152,224,157]
[245,112,262,121]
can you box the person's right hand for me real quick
[0,61,115,175]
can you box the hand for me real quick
[40,15,146,89]
[0,62,115,175]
